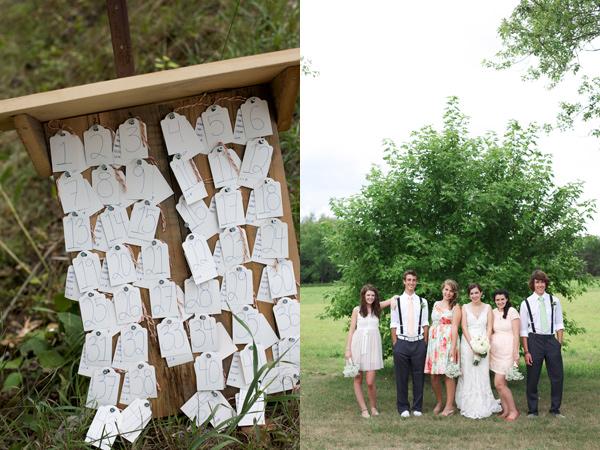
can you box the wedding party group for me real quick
[344,269,565,421]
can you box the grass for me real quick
[300,284,600,450]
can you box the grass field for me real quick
[300,284,600,450]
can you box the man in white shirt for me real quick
[389,270,429,417]
[519,269,564,418]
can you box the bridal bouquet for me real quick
[343,359,360,378]
[470,335,490,366]
[505,364,524,382]
[445,361,461,378]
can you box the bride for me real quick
[456,283,501,419]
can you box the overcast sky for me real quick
[300,0,600,235]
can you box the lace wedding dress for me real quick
[455,303,502,419]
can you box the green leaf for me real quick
[1,357,23,370]
[19,336,49,356]
[2,372,22,391]
[37,350,66,369]
[58,312,83,340]
[53,293,72,312]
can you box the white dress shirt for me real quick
[519,292,564,337]
[390,292,429,337]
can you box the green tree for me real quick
[326,98,595,357]
[486,0,600,136]
[300,214,340,284]
[578,235,600,276]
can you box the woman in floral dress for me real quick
[424,279,462,416]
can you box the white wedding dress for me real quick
[455,303,502,419]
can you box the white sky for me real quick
[300,0,600,235]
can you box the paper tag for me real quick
[227,352,250,389]
[84,329,113,368]
[239,138,273,188]
[65,264,83,301]
[218,227,250,270]
[85,405,121,450]
[232,305,260,344]
[91,165,120,205]
[50,131,86,173]
[99,205,130,248]
[193,117,210,155]
[255,314,279,348]
[256,267,272,303]
[202,105,234,148]
[267,260,297,298]
[236,389,266,426]
[57,171,103,216]
[93,217,109,253]
[220,266,253,309]
[63,212,94,253]
[214,187,245,228]
[206,391,236,429]
[161,112,204,159]
[263,365,299,394]
[181,392,210,426]
[87,368,120,409]
[84,125,114,167]
[106,245,137,286]
[78,345,95,377]
[73,251,102,293]
[232,108,247,145]
[156,317,192,358]
[189,314,218,353]
[120,323,149,363]
[126,200,160,246]
[141,239,170,281]
[240,97,273,140]
[79,291,118,332]
[208,145,240,189]
[120,363,158,405]
[170,155,208,205]
[273,297,301,338]
[111,336,133,371]
[245,190,258,226]
[176,196,220,239]
[278,336,300,366]
[149,279,179,318]
[119,398,152,443]
[182,233,218,284]
[239,343,268,384]
[184,278,221,315]
[194,352,224,391]
[254,178,283,219]
[113,284,143,325]
[165,351,194,368]
[215,322,237,359]
[252,219,288,261]
[125,159,173,205]
[98,258,118,294]
[117,118,149,163]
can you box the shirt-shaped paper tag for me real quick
[236,390,266,426]
[208,145,240,189]
[120,363,158,405]
[252,219,288,262]
[116,118,149,164]
[226,352,250,389]
[93,218,109,253]
[256,267,273,303]
[63,212,93,253]
[254,178,283,219]
[84,329,113,368]
[266,259,297,298]
[215,322,237,359]
[217,227,250,269]
[161,111,205,159]
[184,277,221,315]
[182,233,218,284]
[239,343,268,384]
[194,352,225,391]
[57,171,103,216]
[273,297,301,338]
[86,367,121,409]
[193,116,210,155]
[65,264,83,301]
[156,317,192,358]
[91,165,123,206]
[73,251,102,292]
[232,305,260,344]
[239,138,273,188]
[85,405,121,450]
[126,200,160,246]
[189,314,218,353]
[106,244,137,286]
[119,398,152,443]
[277,336,300,366]
[50,131,86,173]
[141,239,170,281]
[170,154,208,204]
[84,125,114,167]
[220,265,253,309]
[176,196,220,239]
[149,279,179,319]
[201,105,234,148]
[79,291,118,332]
[254,313,280,348]
[99,205,130,248]
[120,323,149,363]
[240,97,273,140]
[125,159,174,204]
[214,186,245,228]
[232,108,247,145]
[113,284,143,325]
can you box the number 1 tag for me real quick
[141,239,170,281]
[84,329,113,368]
[184,278,221,315]
[117,118,149,164]
[113,284,143,325]
[86,367,120,408]
[189,314,218,353]
[73,251,102,292]
[182,233,218,284]
[238,138,273,188]
[232,305,260,344]
[106,244,137,286]
[120,364,157,405]
[84,124,114,167]
[201,105,234,148]
[273,297,301,338]
[126,200,160,246]
[157,317,192,358]
[63,212,93,253]
[50,131,86,173]
[208,145,240,189]
[161,112,205,159]
[99,205,130,248]
[214,186,245,228]
[170,154,208,204]
[194,352,224,391]
[149,279,179,318]
[240,97,273,140]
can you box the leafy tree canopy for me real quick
[300,214,340,284]
[325,98,595,356]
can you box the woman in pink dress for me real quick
[490,289,521,421]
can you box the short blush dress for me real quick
[489,307,520,375]
[350,308,384,371]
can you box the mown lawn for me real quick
[300,284,600,450]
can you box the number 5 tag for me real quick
[201,105,234,148]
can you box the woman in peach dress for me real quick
[490,289,520,421]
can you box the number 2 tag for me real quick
[238,138,273,188]
[189,314,218,353]
[201,105,234,148]
[50,131,86,173]
[84,124,114,167]
[194,352,224,391]
[157,317,192,358]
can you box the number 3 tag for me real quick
[116,118,149,164]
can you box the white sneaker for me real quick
[413,411,423,417]
[400,410,410,418]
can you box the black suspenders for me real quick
[397,296,403,335]
[417,296,423,333]
[396,295,424,336]
[524,299,536,333]
[525,295,555,334]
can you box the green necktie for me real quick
[538,296,549,333]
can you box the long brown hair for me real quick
[441,279,459,309]
[360,284,381,318]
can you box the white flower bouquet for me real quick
[470,335,490,366]
[505,364,524,381]
[343,359,360,378]
[445,360,461,378]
